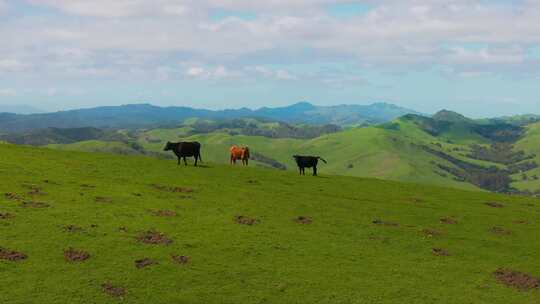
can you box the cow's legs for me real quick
[177,157,181,166]
[194,155,198,167]
[183,157,188,166]
[313,166,317,176]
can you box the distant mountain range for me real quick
[0,102,420,133]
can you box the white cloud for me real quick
[186,67,206,77]
[0,88,17,97]
[1,0,539,85]
[0,59,28,73]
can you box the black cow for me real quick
[164,141,202,166]
[293,155,327,176]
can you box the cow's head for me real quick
[163,141,174,151]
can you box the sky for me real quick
[0,0,539,117]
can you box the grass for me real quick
[1,143,540,303]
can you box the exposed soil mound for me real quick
[101,283,126,297]
[24,185,44,196]
[440,217,458,224]
[235,215,258,226]
[21,201,49,208]
[0,247,27,261]
[95,196,112,203]
[4,193,22,201]
[64,248,90,262]
[63,225,83,233]
[151,210,177,217]
[135,258,158,269]
[294,216,313,224]
[136,230,172,245]
[172,255,190,264]
[486,202,504,208]
[151,184,194,193]
[490,226,512,235]
[372,219,399,227]
[432,248,449,256]
[494,268,540,291]
[422,229,441,238]
[0,213,14,220]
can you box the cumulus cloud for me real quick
[2,0,540,87]
[0,88,17,97]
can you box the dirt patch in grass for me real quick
[132,193,142,197]
[80,184,95,189]
[119,226,128,232]
[440,217,458,224]
[0,247,27,261]
[95,196,112,203]
[0,213,14,220]
[410,197,425,204]
[136,230,173,245]
[4,193,22,201]
[372,219,399,227]
[513,220,529,225]
[63,225,83,233]
[494,268,540,291]
[490,226,512,236]
[235,215,259,226]
[151,184,194,193]
[20,201,49,208]
[432,248,450,256]
[101,283,126,297]
[150,210,177,217]
[247,180,259,184]
[135,258,158,269]
[64,248,90,262]
[486,202,504,208]
[23,185,44,196]
[43,180,60,185]
[294,216,313,224]
[172,255,190,265]
[422,229,441,238]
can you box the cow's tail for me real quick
[198,153,203,163]
[318,157,327,164]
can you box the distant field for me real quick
[1,143,539,303]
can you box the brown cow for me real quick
[230,146,250,166]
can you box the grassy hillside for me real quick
[512,122,540,191]
[42,113,540,194]
[1,143,540,303]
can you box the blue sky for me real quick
[0,0,539,117]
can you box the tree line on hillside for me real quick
[184,119,341,139]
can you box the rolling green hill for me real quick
[48,113,533,193]
[1,143,540,303]
[1,110,532,194]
